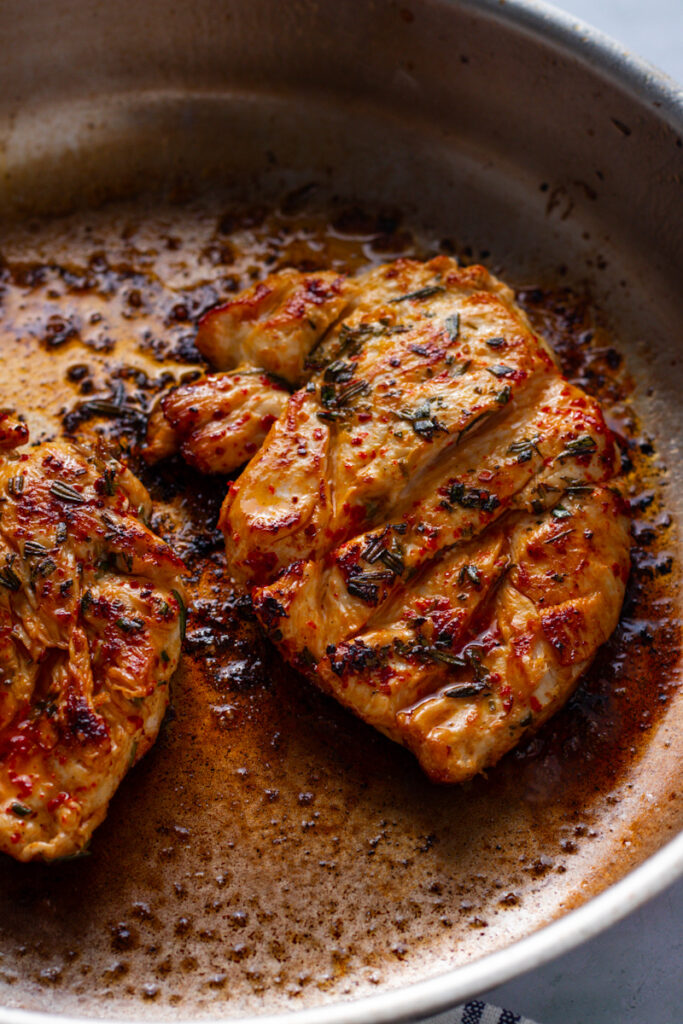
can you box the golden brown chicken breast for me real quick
[220,256,630,783]
[0,422,186,861]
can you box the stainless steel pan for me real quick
[0,1,681,1021]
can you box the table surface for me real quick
[470,3,683,1022]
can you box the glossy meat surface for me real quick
[195,268,356,385]
[145,268,356,474]
[222,256,631,782]
[0,428,185,860]
[143,369,289,474]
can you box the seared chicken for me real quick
[195,268,356,385]
[143,369,289,474]
[145,268,355,472]
[220,256,630,783]
[0,422,185,861]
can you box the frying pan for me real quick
[0,0,681,1021]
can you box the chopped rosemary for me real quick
[378,547,404,575]
[346,570,393,604]
[361,531,387,564]
[390,284,445,303]
[49,480,86,504]
[446,481,500,513]
[116,616,144,633]
[545,528,575,545]
[496,385,512,405]
[102,467,117,496]
[79,399,124,417]
[397,637,492,694]
[444,313,460,341]
[0,561,21,591]
[320,376,369,415]
[487,364,515,378]
[397,399,448,441]
[335,379,370,406]
[173,589,187,641]
[23,540,49,557]
[329,320,410,362]
[10,802,31,818]
[348,570,395,584]
[7,474,25,496]
[551,505,572,520]
[508,436,542,463]
[444,680,490,699]
[562,477,594,495]
[323,360,356,384]
[452,359,472,377]
[32,557,57,581]
[361,528,405,575]
[557,435,597,460]
[458,563,481,587]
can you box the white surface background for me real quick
[470,2,683,1022]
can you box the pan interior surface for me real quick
[0,1,681,1020]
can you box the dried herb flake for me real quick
[390,284,445,303]
[444,313,460,341]
[557,435,597,460]
[50,481,86,505]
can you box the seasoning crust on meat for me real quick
[0,423,185,861]
[220,256,631,783]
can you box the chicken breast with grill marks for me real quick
[0,422,186,861]
[220,255,630,783]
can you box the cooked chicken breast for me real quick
[221,256,630,783]
[0,424,186,861]
[145,269,356,474]
[195,268,357,385]
[143,369,289,474]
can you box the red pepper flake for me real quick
[47,791,69,813]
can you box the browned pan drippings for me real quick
[0,196,678,1018]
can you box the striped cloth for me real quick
[452,1002,539,1024]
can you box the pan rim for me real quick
[0,0,681,1021]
